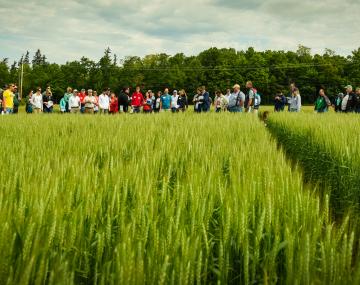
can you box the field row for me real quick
[0,114,359,284]
[267,113,360,216]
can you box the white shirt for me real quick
[69,95,80,109]
[99,94,110,110]
[171,95,179,108]
[31,93,43,109]
[341,94,349,111]
[224,94,230,104]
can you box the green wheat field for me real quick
[0,113,359,284]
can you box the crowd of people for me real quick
[0,81,359,114]
[0,81,262,114]
[274,84,360,113]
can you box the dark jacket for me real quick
[202,92,210,111]
[178,95,188,110]
[274,95,286,111]
[346,92,357,112]
[355,93,360,113]
[118,91,129,106]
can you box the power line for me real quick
[118,61,360,71]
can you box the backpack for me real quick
[335,96,342,107]
[245,88,258,107]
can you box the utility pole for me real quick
[20,63,24,99]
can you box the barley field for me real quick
[0,113,359,284]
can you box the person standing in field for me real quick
[228,84,245,113]
[289,88,301,112]
[150,90,156,109]
[118,87,130,113]
[153,91,162,113]
[214,91,222,112]
[2,83,16,114]
[287,82,297,111]
[333,93,344,112]
[201,86,210,112]
[69,89,81,113]
[131,86,144,113]
[245,81,255,113]
[160,88,171,112]
[109,92,119,114]
[31,87,43,113]
[221,91,229,111]
[84,89,96,114]
[193,88,201,112]
[341,85,356,113]
[314,88,331,113]
[253,88,261,114]
[0,87,3,113]
[43,88,54,113]
[59,96,66,113]
[196,88,205,113]
[178,89,188,112]
[224,89,231,105]
[78,89,86,113]
[25,91,34,113]
[99,89,110,114]
[93,91,99,114]
[274,92,286,112]
[12,85,20,114]
[143,91,153,113]
[64,87,73,113]
[355,87,360,113]
[171,90,179,113]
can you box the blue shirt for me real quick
[161,94,171,109]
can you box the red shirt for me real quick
[131,92,144,107]
[110,97,118,113]
[79,92,86,104]
[143,104,151,111]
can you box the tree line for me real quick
[1,45,359,104]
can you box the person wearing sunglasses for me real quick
[31,87,43,113]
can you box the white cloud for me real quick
[0,0,359,63]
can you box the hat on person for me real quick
[344,85,353,89]
[233,84,240,89]
[173,90,178,94]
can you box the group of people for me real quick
[1,81,360,115]
[56,86,190,114]
[332,85,360,113]
[0,80,261,114]
[54,81,261,114]
[274,84,360,113]
[0,84,21,114]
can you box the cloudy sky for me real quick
[1,0,359,63]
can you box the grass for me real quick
[0,113,359,284]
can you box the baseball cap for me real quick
[233,84,240,89]
[344,85,353,89]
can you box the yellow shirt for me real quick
[3,90,14,109]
